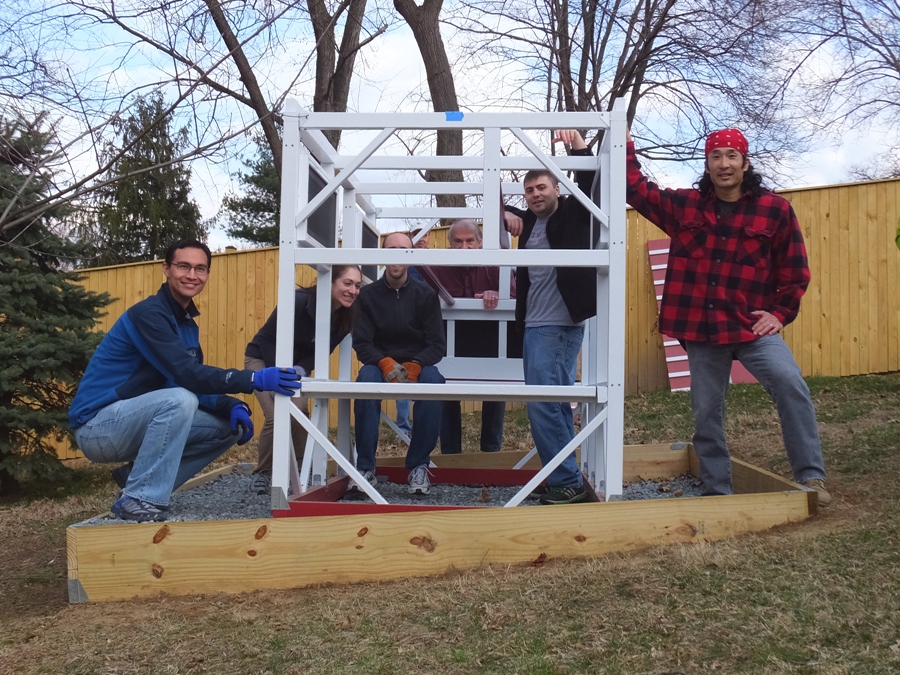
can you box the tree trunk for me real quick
[308,0,371,149]
[393,0,466,209]
[554,0,577,112]
[204,0,283,175]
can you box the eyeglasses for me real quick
[170,262,210,276]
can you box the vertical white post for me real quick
[336,333,353,463]
[311,266,332,485]
[604,108,628,500]
[483,127,502,250]
[271,102,306,509]
[338,186,360,464]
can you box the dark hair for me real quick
[523,169,559,187]
[330,264,362,335]
[165,239,212,267]
[695,161,768,198]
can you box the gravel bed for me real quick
[74,470,705,526]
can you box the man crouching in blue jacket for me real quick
[69,239,301,522]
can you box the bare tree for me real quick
[393,0,466,209]
[446,0,810,169]
[66,0,387,169]
[796,0,900,131]
[847,152,900,181]
[789,0,900,178]
[0,0,388,241]
[309,0,387,148]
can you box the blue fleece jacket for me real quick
[69,283,254,428]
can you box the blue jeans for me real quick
[395,399,412,434]
[74,388,239,506]
[685,335,827,495]
[354,365,444,471]
[440,400,506,453]
[523,325,585,487]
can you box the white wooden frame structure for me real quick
[270,104,627,510]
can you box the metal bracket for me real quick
[68,578,89,603]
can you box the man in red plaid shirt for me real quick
[626,127,831,505]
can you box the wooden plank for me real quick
[887,183,900,370]
[175,463,254,492]
[868,184,885,372]
[686,448,811,500]
[731,457,817,515]
[802,189,823,376]
[852,185,867,374]
[822,187,840,376]
[68,488,811,603]
[731,457,801,493]
[838,186,853,375]
[793,189,812,373]
[214,250,229,368]
[371,444,690,480]
[623,443,691,480]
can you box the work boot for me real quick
[803,478,832,506]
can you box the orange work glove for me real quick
[402,362,422,383]
[378,357,407,383]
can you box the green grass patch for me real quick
[5,372,900,673]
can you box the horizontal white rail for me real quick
[331,156,601,172]
[297,381,608,403]
[297,111,610,130]
[293,248,610,267]
[354,182,579,196]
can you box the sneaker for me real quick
[250,471,272,495]
[408,464,431,496]
[110,461,133,489]
[539,483,588,505]
[348,469,378,492]
[111,493,166,522]
[528,483,549,499]
[803,478,832,506]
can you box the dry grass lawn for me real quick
[2,374,900,674]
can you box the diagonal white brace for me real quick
[508,127,609,227]
[513,447,538,469]
[294,127,395,226]
[289,404,389,505]
[503,407,608,507]
[380,410,410,445]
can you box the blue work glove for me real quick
[252,366,302,396]
[229,402,254,445]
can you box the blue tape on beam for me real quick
[445,111,464,121]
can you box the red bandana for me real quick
[704,129,748,156]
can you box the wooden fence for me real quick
[59,177,900,459]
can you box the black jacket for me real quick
[353,275,446,366]
[506,147,599,336]
[245,287,350,374]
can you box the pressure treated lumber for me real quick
[67,445,813,603]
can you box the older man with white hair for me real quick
[421,219,517,454]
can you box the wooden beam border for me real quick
[67,444,813,603]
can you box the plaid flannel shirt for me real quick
[626,141,810,344]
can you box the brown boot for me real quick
[803,478,832,506]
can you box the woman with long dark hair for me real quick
[244,264,362,494]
